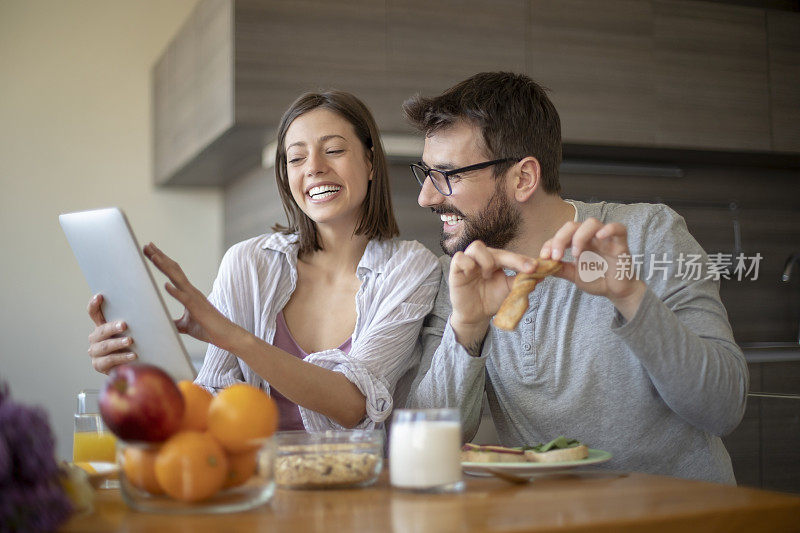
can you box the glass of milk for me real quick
[389,408,464,492]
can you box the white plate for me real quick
[462,448,612,476]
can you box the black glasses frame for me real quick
[410,157,522,196]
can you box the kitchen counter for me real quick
[62,468,800,532]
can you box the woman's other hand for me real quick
[143,242,243,351]
[86,294,136,374]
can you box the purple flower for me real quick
[0,435,11,486]
[0,480,73,533]
[0,401,59,484]
[0,382,73,532]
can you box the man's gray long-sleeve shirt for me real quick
[404,201,748,485]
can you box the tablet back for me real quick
[59,207,197,381]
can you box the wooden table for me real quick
[62,470,800,532]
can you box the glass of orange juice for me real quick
[73,389,118,488]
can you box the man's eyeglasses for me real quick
[410,157,522,196]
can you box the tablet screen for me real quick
[60,207,197,381]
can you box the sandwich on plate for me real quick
[461,436,588,463]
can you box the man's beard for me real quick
[435,183,522,256]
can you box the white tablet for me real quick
[59,207,197,381]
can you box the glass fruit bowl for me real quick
[117,433,275,514]
[274,430,383,489]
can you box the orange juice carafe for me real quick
[73,390,117,464]
[73,430,117,463]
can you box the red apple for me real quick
[99,363,185,443]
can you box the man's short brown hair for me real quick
[273,90,399,255]
[403,72,562,194]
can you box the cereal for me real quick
[275,443,381,488]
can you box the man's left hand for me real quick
[539,218,647,321]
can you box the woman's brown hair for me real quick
[273,91,399,256]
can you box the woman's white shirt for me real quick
[195,232,441,430]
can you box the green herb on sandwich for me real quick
[523,436,584,453]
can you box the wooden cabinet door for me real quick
[527,0,657,147]
[234,0,390,129]
[153,0,234,186]
[767,10,800,153]
[386,0,527,132]
[654,0,771,151]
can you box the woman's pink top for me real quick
[271,311,352,431]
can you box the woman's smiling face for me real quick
[284,108,372,230]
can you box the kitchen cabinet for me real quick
[527,0,657,147]
[153,0,238,185]
[768,11,800,153]
[154,0,392,185]
[386,0,527,132]
[759,361,800,493]
[154,0,799,186]
[234,0,390,128]
[723,361,800,493]
[653,0,771,152]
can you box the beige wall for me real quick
[0,0,222,460]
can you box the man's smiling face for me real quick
[417,120,522,256]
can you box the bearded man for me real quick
[400,72,747,485]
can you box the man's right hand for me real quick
[87,294,137,374]
[448,241,538,355]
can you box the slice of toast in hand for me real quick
[493,259,562,331]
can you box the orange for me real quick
[154,431,228,502]
[207,383,278,453]
[223,449,258,488]
[122,445,163,495]
[177,380,213,431]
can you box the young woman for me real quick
[86,91,440,430]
